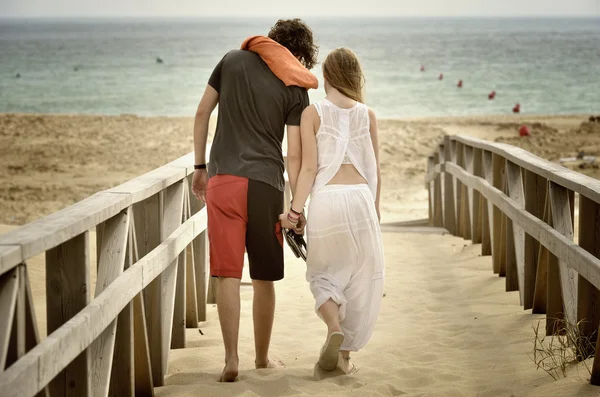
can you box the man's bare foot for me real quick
[255,358,285,369]
[218,358,239,382]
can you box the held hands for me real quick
[279,212,306,235]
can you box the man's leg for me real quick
[252,280,278,367]
[206,175,249,382]
[216,277,241,381]
[245,179,285,369]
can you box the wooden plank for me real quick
[183,187,199,328]
[464,146,475,239]
[491,153,504,274]
[0,269,18,369]
[185,245,199,328]
[170,182,187,349]
[433,153,443,227]
[90,208,130,397]
[505,216,519,292]
[506,161,525,304]
[482,151,494,258]
[45,231,92,397]
[577,194,600,359]
[427,157,434,226]
[455,143,465,238]
[443,136,457,235]
[0,209,205,397]
[0,192,131,272]
[133,294,154,397]
[592,327,600,385]
[471,147,483,244]
[444,163,600,292]
[548,182,578,327]
[499,209,507,277]
[16,265,26,359]
[0,246,22,278]
[532,190,550,314]
[451,135,600,204]
[108,302,134,397]
[438,144,445,220]
[162,182,185,368]
[108,218,137,397]
[523,171,547,310]
[134,192,163,387]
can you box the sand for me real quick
[1,112,599,396]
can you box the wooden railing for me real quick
[426,135,600,385]
[0,152,218,397]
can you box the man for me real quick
[191,19,318,382]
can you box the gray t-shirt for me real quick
[207,50,310,192]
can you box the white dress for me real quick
[306,99,385,352]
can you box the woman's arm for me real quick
[369,108,382,222]
[280,105,319,229]
[286,125,302,196]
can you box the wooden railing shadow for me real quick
[0,152,219,397]
[426,135,600,386]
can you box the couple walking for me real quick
[191,18,385,382]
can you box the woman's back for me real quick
[312,98,378,199]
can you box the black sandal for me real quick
[284,229,307,261]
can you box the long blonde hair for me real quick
[322,48,365,103]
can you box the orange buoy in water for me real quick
[488,90,496,100]
[439,73,443,80]
[457,80,463,88]
[513,103,521,113]
[420,65,425,72]
[519,125,530,137]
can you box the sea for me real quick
[0,17,599,118]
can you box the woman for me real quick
[280,48,384,374]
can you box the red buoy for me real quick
[513,103,521,113]
[420,65,425,72]
[519,125,530,137]
[439,73,444,80]
[488,90,496,100]
[457,79,463,88]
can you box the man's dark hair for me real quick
[268,19,319,70]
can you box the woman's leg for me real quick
[318,298,342,334]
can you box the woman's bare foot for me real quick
[218,357,239,382]
[339,354,358,375]
[255,358,285,369]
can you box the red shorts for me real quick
[206,174,284,281]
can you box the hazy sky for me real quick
[1,0,599,17]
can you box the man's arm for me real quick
[286,125,302,196]
[191,85,219,201]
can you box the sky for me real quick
[0,0,599,18]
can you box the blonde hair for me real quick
[322,48,365,103]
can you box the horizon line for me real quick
[1,14,599,19]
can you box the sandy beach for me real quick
[1,112,599,396]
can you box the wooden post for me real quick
[471,148,484,245]
[506,161,525,303]
[184,187,199,328]
[577,195,600,361]
[548,182,577,327]
[491,153,504,274]
[456,143,472,239]
[438,143,445,221]
[134,193,163,386]
[90,209,130,397]
[443,136,456,235]
[433,152,443,227]
[524,171,547,310]
[133,293,154,396]
[482,151,495,259]
[162,182,185,364]
[46,232,91,397]
[532,188,550,314]
[427,156,434,226]
[455,142,464,237]
[0,268,18,370]
[464,146,478,242]
[592,327,600,385]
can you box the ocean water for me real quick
[0,17,599,118]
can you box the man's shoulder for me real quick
[222,49,259,63]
